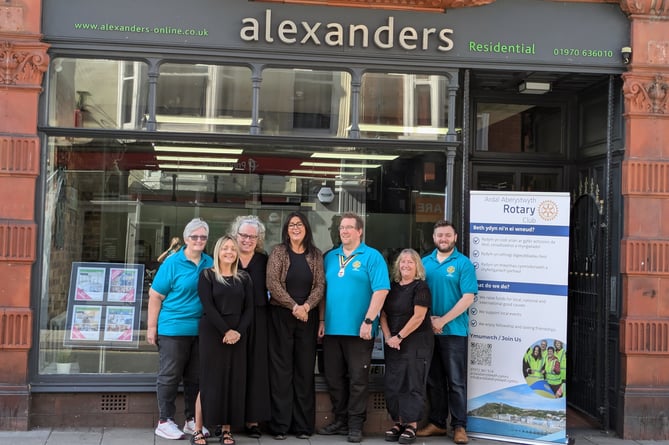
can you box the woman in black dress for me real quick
[266,212,324,439]
[196,235,254,445]
[380,248,434,445]
[229,215,270,438]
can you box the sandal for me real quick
[221,431,235,445]
[191,430,207,445]
[399,425,416,444]
[385,423,404,442]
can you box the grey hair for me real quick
[183,218,209,240]
[229,215,266,251]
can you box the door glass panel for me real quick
[476,103,563,154]
[476,171,515,191]
[475,169,561,192]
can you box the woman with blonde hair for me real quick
[380,248,434,444]
[193,235,254,445]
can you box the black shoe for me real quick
[245,425,262,438]
[274,433,287,440]
[296,433,311,439]
[318,420,348,435]
[348,429,363,443]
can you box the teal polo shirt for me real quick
[150,248,213,336]
[323,242,390,336]
[422,247,478,337]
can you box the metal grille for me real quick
[568,192,605,426]
[371,392,386,410]
[100,394,128,412]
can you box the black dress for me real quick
[239,252,271,423]
[197,269,254,428]
[382,279,434,423]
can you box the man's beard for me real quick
[437,242,455,254]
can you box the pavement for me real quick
[0,426,665,445]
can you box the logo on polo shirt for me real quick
[353,260,362,271]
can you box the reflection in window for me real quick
[48,58,148,129]
[359,73,449,140]
[476,103,563,153]
[156,64,253,133]
[259,68,351,136]
[40,136,449,375]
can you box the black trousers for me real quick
[383,330,433,424]
[322,335,374,431]
[268,305,319,435]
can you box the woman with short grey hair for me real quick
[148,218,214,440]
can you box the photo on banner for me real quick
[467,191,570,445]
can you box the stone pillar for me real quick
[0,0,48,430]
[618,0,669,440]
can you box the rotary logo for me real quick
[353,260,361,270]
[538,200,559,221]
[447,265,456,274]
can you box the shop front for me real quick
[1,0,668,439]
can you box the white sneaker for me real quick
[155,419,185,440]
[183,418,210,437]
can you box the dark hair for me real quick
[433,219,458,235]
[281,211,316,255]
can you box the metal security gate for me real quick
[567,184,607,426]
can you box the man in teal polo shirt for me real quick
[418,220,478,445]
[318,212,390,443]
[148,218,214,440]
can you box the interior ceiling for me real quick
[470,69,610,94]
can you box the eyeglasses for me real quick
[339,225,357,231]
[188,235,208,241]
[288,222,304,229]
[237,233,258,240]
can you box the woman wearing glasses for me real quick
[266,212,324,439]
[229,215,271,438]
[148,218,214,440]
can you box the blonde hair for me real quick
[392,248,426,283]
[212,235,240,284]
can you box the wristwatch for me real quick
[363,318,374,325]
[396,333,404,340]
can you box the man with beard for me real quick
[417,220,478,445]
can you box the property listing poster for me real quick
[65,262,144,349]
[467,191,570,445]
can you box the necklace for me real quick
[338,254,357,277]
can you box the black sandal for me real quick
[385,423,404,442]
[221,430,235,445]
[399,425,416,444]
[191,430,207,445]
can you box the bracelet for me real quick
[319,319,325,322]
[396,333,403,340]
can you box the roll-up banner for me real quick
[467,191,570,445]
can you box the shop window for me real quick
[48,58,148,130]
[40,135,451,376]
[156,63,252,133]
[359,73,449,140]
[475,103,564,154]
[259,68,351,136]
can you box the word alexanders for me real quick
[241,9,454,51]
